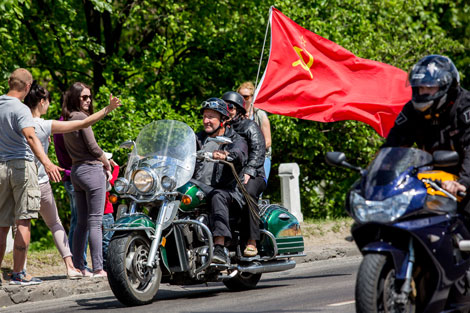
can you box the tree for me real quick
[0,0,468,245]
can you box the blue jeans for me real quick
[264,156,272,184]
[64,180,88,267]
[102,213,115,270]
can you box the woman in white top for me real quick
[23,81,121,279]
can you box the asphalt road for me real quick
[8,256,361,313]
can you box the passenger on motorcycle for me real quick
[222,91,266,257]
[383,55,470,201]
[194,97,248,264]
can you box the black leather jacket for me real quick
[384,87,470,187]
[230,117,266,178]
[195,126,248,189]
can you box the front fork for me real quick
[146,201,172,268]
[397,238,416,304]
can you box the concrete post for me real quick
[278,163,303,222]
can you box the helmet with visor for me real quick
[408,55,460,114]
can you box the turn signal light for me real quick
[109,194,118,204]
[182,195,192,205]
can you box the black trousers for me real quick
[241,176,267,241]
[208,189,239,239]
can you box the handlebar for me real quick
[423,179,467,201]
[196,151,233,162]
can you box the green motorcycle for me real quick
[107,120,305,306]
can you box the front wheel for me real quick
[356,253,415,313]
[107,232,162,306]
[223,272,262,291]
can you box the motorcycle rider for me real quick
[194,97,248,264]
[384,54,470,199]
[222,91,266,257]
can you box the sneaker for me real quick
[212,244,229,264]
[9,270,42,286]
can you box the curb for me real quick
[0,246,361,308]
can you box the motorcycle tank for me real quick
[260,204,304,254]
[177,181,206,211]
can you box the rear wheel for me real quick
[107,232,162,306]
[356,253,415,313]
[223,272,262,291]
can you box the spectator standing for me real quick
[0,69,62,285]
[102,156,119,271]
[237,82,272,181]
[53,120,89,268]
[24,81,121,278]
[62,82,121,277]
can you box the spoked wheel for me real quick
[223,271,262,291]
[356,253,415,313]
[107,232,162,306]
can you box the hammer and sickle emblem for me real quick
[292,46,314,79]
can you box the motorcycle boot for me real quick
[212,244,229,264]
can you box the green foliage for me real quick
[1,0,469,246]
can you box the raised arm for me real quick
[51,94,122,134]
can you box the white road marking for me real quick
[327,300,355,306]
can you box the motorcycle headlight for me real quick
[350,190,415,223]
[161,176,176,191]
[132,169,155,193]
[114,178,129,194]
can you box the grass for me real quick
[1,248,89,278]
[301,217,353,239]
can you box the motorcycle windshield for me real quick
[129,120,196,188]
[364,147,432,191]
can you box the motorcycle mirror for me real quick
[119,140,136,150]
[432,150,459,167]
[207,136,232,145]
[325,151,346,166]
[325,151,365,173]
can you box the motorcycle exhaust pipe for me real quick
[236,259,296,274]
[459,240,470,251]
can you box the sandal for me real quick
[67,268,83,280]
[243,245,258,257]
[81,269,93,277]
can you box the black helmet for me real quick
[408,55,460,114]
[200,97,230,119]
[222,91,246,114]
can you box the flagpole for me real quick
[252,6,273,107]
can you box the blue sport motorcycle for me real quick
[326,147,470,313]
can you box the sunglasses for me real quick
[81,95,92,101]
[241,94,252,100]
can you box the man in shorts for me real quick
[0,68,62,285]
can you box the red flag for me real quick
[253,7,411,137]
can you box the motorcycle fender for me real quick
[362,242,408,280]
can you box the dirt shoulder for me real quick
[0,218,355,279]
